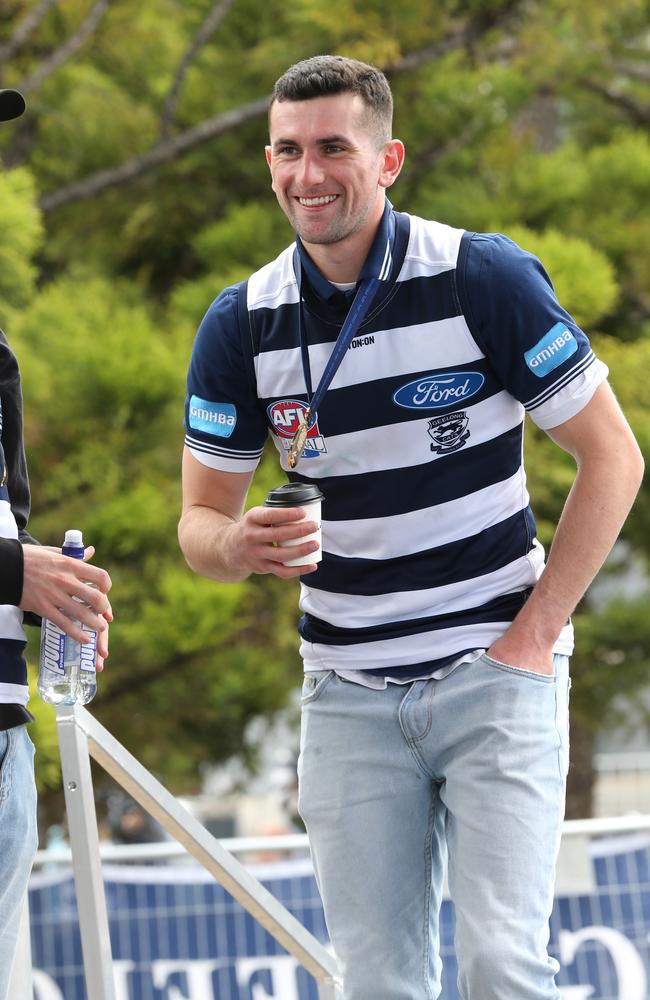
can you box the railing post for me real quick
[53,702,341,997]
[74,704,340,989]
[317,980,342,999]
[56,704,116,1000]
[7,896,33,999]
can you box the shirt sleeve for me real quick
[457,233,609,429]
[0,329,38,609]
[0,537,23,605]
[0,329,33,537]
[184,284,269,473]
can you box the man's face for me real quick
[266,92,397,250]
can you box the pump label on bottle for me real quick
[41,620,66,675]
[80,625,97,673]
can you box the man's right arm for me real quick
[178,447,319,582]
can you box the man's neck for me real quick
[303,237,371,284]
[300,204,386,284]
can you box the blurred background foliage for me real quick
[0,0,648,822]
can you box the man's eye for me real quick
[324,145,344,153]
[277,146,299,155]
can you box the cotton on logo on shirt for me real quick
[524,324,578,378]
[188,396,237,437]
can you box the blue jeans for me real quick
[0,725,38,1000]
[298,654,570,1000]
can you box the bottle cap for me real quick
[264,483,324,508]
[63,529,84,547]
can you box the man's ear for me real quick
[379,139,405,190]
[265,145,277,194]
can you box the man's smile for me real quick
[296,195,339,207]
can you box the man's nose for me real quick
[298,152,326,187]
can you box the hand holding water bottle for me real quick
[29,530,112,705]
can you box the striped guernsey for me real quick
[185,204,607,680]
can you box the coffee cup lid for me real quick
[264,482,324,507]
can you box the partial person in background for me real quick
[107,793,167,848]
[178,56,643,999]
[0,88,113,1000]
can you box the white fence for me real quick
[14,705,650,1000]
[26,821,650,1000]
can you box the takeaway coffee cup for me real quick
[264,483,324,567]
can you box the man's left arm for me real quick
[488,381,644,673]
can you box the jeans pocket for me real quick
[301,670,334,704]
[481,652,556,683]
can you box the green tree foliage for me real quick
[0,167,43,311]
[0,0,648,818]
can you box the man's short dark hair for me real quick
[271,55,393,145]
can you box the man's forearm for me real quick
[503,437,644,654]
[179,451,319,582]
[178,506,250,584]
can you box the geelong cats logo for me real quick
[428,411,470,454]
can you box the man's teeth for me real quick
[299,195,337,206]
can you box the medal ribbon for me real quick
[288,226,392,468]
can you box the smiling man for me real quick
[179,56,643,1000]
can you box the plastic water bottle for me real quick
[37,529,98,705]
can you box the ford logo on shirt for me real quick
[393,371,485,410]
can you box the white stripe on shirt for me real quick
[247,246,298,310]
[528,361,608,430]
[271,391,524,478]
[300,547,545,627]
[0,682,29,706]
[254,314,484,399]
[300,618,574,671]
[319,469,529,561]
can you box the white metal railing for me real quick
[53,703,341,1000]
[33,832,312,867]
[594,751,650,772]
[562,813,650,836]
[30,815,650,865]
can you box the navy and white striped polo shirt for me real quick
[0,403,29,708]
[185,205,607,677]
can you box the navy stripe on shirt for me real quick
[299,590,531,645]
[362,649,484,680]
[0,639,28,686]
[250,269,462,355]
[259,358,499,439]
